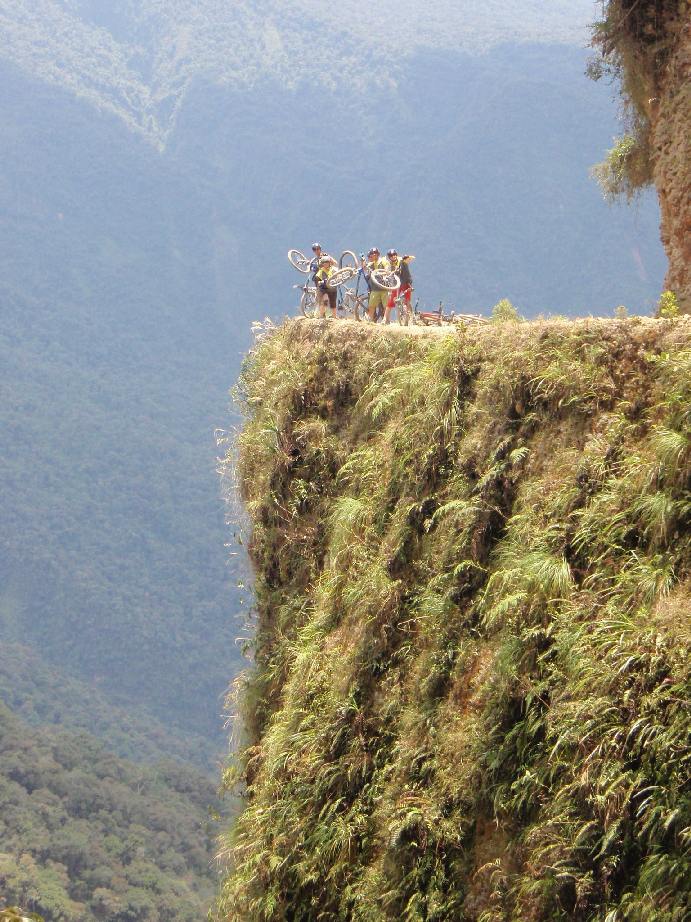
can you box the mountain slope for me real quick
[0,644,221,771]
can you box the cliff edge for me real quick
[218,318,690,921]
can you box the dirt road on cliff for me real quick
[296,316,687,339]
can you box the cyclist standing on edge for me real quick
[315,256,338,319]
[310,242,337,277]
[362,247,389,323]
[385,250,415,324]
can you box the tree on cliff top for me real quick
[589,0,690,312]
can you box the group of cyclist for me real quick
[309,242,415,323]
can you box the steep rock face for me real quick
[220,319,690,921]
[651,13,691,311]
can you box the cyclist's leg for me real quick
[385,286,399,325]
[318,289,328,319]
[328,289,337,317]
[367,291,376,322]
[376,291,387,322]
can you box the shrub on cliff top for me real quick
[490,299,521,323]
[658,290,680,319]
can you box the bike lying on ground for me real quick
[413,301,456,326]
[452,313,489,326]
[409,300,488,327]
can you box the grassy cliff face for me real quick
[219,318,690,922]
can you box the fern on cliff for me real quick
[219,319,690,922]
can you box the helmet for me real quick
[387,249,397,258]
[367,247,379,256]
[311,242,321,251]
[318,255,331,266]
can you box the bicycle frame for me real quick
[336,259,363,310]
[393,287,415,325]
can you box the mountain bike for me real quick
[369,268,400,290]
[394,289,417,326]
[340,283,369,320]
[327,266,358,288]
[288,249,313,274]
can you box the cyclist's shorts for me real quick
[320,288,337,312]
[368,290,388,314]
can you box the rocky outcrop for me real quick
[593,1,690,312]
[650,12,691,312]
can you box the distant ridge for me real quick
[1,0,595,146]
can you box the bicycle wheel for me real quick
[339,250,359,271]
[341,288,363,321]
[288,249,312,274]
[327,267,357,289]
[397,301,411,326]
[300,286,318,317]
[370,269,400,291]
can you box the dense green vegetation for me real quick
[0,908,44,921]
[0,68,243,744]
[0,703,219,921]
[0,275,241,743]
[0,645,220,772]
[219,317,689,920]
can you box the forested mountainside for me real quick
[0,23,668,762]
[0,0,594,146]
[0,703,219,922]
[0,272,239,745]
[219,317,689,921]
[0,645,219,771]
